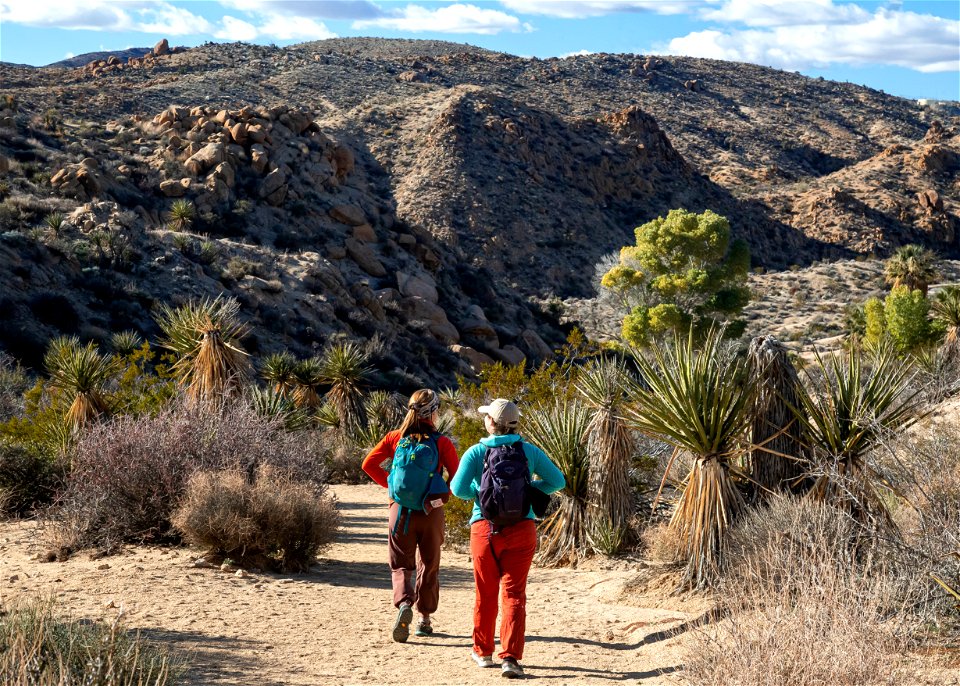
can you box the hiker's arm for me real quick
[361,431,398,488]
[450,445,481,499]
[438,436,460,482]
[528,444,566,494]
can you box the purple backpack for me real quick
[478,440,532,529]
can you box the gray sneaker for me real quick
[471,651,495,668]
[392,604,413,643]
[501,658,524,679]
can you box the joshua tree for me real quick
[793,343,925,527]
[884,244,939,295]
[626,328,754,588]
[45,337,120,429]
[319,341,372,431]
[525,401,592,566]
[745,336,807,497]
[155,296,251,403]
[166,199,195,232]
[576,356,637,553]
[291,357,324,409]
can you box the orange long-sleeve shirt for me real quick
[361,429,460,489]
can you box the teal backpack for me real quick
[388,433,444,533]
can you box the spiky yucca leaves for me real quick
[45,337,121,429]
[745,336,807,497]
[319,341,373,431]
[291,357,324,409]
[166,199,195,232]
[44,211,66,236]
[110,330,143,357]
[261,352,298,397]
[348,390,405,451]
[155,296,251,403]
[883,244,939,295]
[795,344,925,526]
[525,401,591,566]
[932,285,960,360]
[576,357,638,553]
[626,329,754,589]
[249,386,309,431]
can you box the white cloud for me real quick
[218,0,383,19]
[257,15,336,40]
[700,0,864,27]
[0,0,213,35]
[64,51,74,58]
[562,49,594,58]
[663,8,960,73]
[355,3,527,34]
[215,15,259,41]
[500,1,704,18]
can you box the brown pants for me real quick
[387,501,445,614]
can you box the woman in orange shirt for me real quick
[361,389,459,642]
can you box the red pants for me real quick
[388,501,445,614]
[469,519,537,661]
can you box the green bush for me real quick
[885,286,934,351]
[0,440,64,515]
[443,495,474,552]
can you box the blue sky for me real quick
[1,1,957,99]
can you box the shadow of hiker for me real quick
[298,559,476,590]
[138,627,268,686]
[523,663,682,681]
[526,608,725,651]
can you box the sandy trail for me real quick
[0,484,704,685]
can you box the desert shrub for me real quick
[443,496,474,552]
[0,440,64,516]
[172,465,338,572]
[0,352,30,422]
[0,596,180,685]
[685,497,908,686]
[46,402,331,554]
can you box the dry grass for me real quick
[172,465,339,572]
[685,497,908,686]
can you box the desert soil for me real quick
[0,484,711,685]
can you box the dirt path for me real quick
[0,485,707,685]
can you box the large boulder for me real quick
[450,345,495,372]
[184,142,225,176]
[401,296,459,344]
[345,237,387,277]
[159,178,191,197]
[329,204,366,226]
[153,38,170,57]
[397,271,438,303]
[491,345,526,366]
[520,329,554,360]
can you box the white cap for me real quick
[478,398,520,427]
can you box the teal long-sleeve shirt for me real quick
[450,433,566,525]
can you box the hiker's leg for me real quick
[414,506,444,616]
[496,520,537,662]
[387,502,416,608]
[470,520,500,657]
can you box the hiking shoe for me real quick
[392,604,413,643]
[501,658,524,679]
[415,620,433,637]
[471,651,495,668]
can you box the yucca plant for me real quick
[166,199,195,232]
[932,285,960,360]
[260,351,298,397]
[794,342,925,526]
[576,356,638,553]
[313,401,340,430]
[883,244,939,295]
[248,385,308,431]
[625,329,754,589]
[525,400,591,566]
[154,296,251,403]
[319,341,372,431]
[291,357,324,409]
[44,211,66,237]
[110,329,143,357]
[745,335,807,497]
[45,337,120,429]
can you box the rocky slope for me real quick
[0,38,957,383]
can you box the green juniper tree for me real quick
[601,209,750,347]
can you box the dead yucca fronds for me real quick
[626,328,754,589]
[44,336,120,430]
[525,400,591,566]
[576,356,638,552]
[745,335,807,497]
[155,296,251,403]
[794,342,925,527]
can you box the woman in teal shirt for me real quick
[450,398,565,679]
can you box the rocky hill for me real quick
[0,38,956,384]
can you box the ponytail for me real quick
[398,388,440,437]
